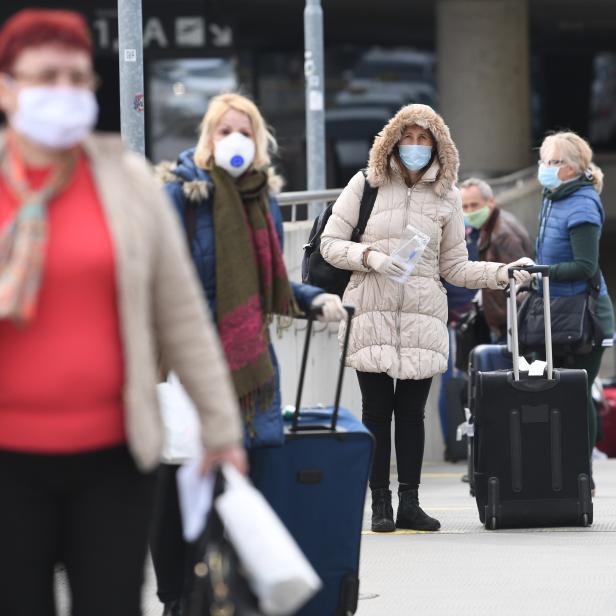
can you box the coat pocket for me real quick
[346,271,367,293]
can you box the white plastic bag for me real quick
[216,465,322,616]
[388,224,430,283]
[177,459,215,542]
[157,372,202,463]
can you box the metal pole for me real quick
[304,0,326,219]
[117,0,145,155]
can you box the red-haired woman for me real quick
[0,9,245,615]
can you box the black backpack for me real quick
[301,170,378,297]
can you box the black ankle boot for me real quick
[396,489,441,531]
[371,488,395,532]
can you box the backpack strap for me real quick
[351,169,378,242]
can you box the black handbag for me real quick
[183,469,261,616]
[517,271,603,356]
[302,169,378,297]
[454,301,492,372]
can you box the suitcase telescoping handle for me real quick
[291,305,355,433]
[508,265,553,381]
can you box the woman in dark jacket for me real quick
[536,131,614,493]
[152,92,345,615]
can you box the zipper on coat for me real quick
[396,186,413,360]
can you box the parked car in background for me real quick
[334,47,436,110]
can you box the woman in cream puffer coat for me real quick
[321,104,530,533]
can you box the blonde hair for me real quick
[194,93,277,171]
[540,131,604,194]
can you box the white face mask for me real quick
[213,132,255,178]
[11,86,99,150]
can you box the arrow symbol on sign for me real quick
[209,23,233,47]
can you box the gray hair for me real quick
[460,177,494,200]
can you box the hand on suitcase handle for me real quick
[307,304,355,320]
[507,264,550,278]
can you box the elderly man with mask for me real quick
[460,177,533,342]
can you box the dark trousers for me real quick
[562,345,606,450]
[0,446,156,616]
[357,371,433,491]
[150,464,186,604]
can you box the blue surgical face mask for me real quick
[398,144,433,172]
[537,163,562,190]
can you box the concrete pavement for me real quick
[57,458,616,615]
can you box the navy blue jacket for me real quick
[163,149,321,320]
[162,149,322,446]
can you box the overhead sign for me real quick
[91,9,234,54]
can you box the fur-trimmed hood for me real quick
[366,104,459,198]
[155,148,284,203]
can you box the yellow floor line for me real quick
[362,529,468,535]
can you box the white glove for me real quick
[510,257,536,268]
[366,251,406,277]
[496,259,533,287]
[311,293,347,322]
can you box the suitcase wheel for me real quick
[582,513,590,528]
[486,516,497,531]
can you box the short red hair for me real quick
[0,9,92,73]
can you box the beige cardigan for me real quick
[0,132,243,470]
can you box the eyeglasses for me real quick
[9,69,101,90]
[538,159,565,167]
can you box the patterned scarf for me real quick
[0,135,76,323]
[209,166,299,426]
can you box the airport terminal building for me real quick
[2,0,615,191]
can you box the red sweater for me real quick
[0,154,126,453]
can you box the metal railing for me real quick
[277,165,540,222]
[277,188,342,222]
[480,165,537,194]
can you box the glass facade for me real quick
[148,57,239,163]
[249,46,437,193]
[325,46,436,187]
[590,53,616,149]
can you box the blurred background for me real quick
[2,0,616,459]
[1,0,615,283]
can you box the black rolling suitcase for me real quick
[473,265,593,529]
[463,289,516,496]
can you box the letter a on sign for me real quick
[143,17,168,48]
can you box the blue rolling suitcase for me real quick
[465,343,513,495]
[473,266,592,529]
[250,307,374,616]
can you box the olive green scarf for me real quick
[210,167,299,425]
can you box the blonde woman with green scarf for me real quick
[152,92,345,615]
